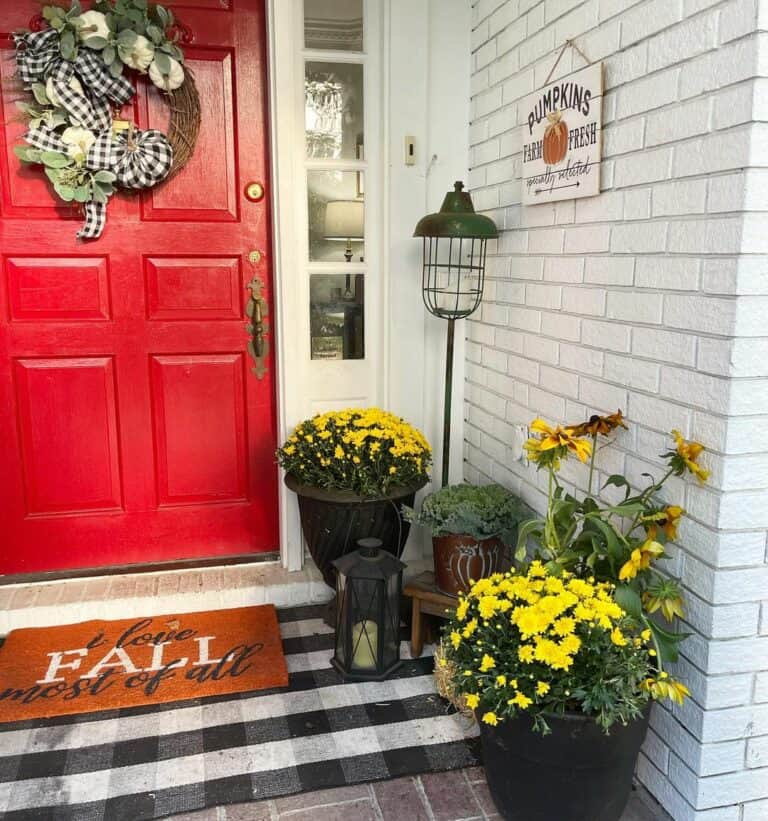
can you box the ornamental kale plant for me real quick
[402,483,532,545]
[439,564,689,734]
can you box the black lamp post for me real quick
[331,538,405,681]
[414,181,498,486]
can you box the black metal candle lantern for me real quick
[414,181,498,486]
[331,538,405,681]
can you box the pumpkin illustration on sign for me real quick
[542,109,568,166]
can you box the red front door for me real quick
[0,1,278,575]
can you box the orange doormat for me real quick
[0,604,288,723]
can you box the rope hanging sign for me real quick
[12,0,201,240]
[520,39,603,205]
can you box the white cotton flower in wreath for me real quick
[45,76,85,110]
[77,11,111,47]
[148,57,185,92]
[61,126,96,164]
[121,35,155,72]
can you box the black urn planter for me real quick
[285,473,425,589]
[479,706,651,821]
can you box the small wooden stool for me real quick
[403,571,457,657]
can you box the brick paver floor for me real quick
[169,766,671,820]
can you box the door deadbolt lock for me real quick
[245,181,265,202]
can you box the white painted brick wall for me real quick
[467,1,768,818]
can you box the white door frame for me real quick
[265,0,471,572]
[266,0,385,571]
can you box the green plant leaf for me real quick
[44,167,61,184]
[72,184,90,202]
[59,29,77,60]
[51,17,66,31]
[154,4,169,26]
[649,621,688,664]
[614,584,643,619]
[31,83,49,106]
[94,170,116,183]
[53,182,76,201]
[117,28,138,45]
[40,151,71,169]
[103,44,116,64]
[13,145,35,163]
[109,59,125,77]
[91,185,107,204]
[43,6,66,21]
[83,35,109,49]
[589,516,623,562]
[146,23,163,44]
[153,50,171,74]
[96,180,115,195]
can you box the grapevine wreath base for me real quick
[12,0,200,239]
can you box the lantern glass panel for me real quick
[382,573,401,668]
[348,577,382,672]
[335,571,347,664]
[421,236,487,320]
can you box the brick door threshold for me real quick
[0,561,334,635]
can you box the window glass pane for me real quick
[307,170,364,262]
[304,0,363,52]
[306,62,364,160]
[310,274,365,360]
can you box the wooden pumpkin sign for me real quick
[521,62,603,205]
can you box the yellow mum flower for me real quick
[462,619,478,639]
[536,681,550,696]
[334,445,345,459]
[610,628,627,647]
[450,630,461,650]
[479,654,496,672]
[496,674,507,686]
[456,598,469,622]
[510,691,533,709]
[465,693,480,709]
[482,711,499,726]
[518,645,535,663]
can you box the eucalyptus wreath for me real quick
[12,0,197,239]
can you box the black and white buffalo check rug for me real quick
[0,604,480,820]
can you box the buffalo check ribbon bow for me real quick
[13,28,134,133]
[24,125,173,239]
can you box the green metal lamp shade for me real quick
[413,181,498,239]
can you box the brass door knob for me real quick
[245,181,265,202]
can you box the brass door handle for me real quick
[245,275,269,379]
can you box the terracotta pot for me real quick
[284,474,426,589]
[479,706,651,821]
[432,534,505,596]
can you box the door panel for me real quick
[141,51,239,221]
[150,354,248,505]
[14,357,123,515]
[0,1,278,574]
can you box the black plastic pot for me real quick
[479,707,651,821]
[285,474,425,588]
